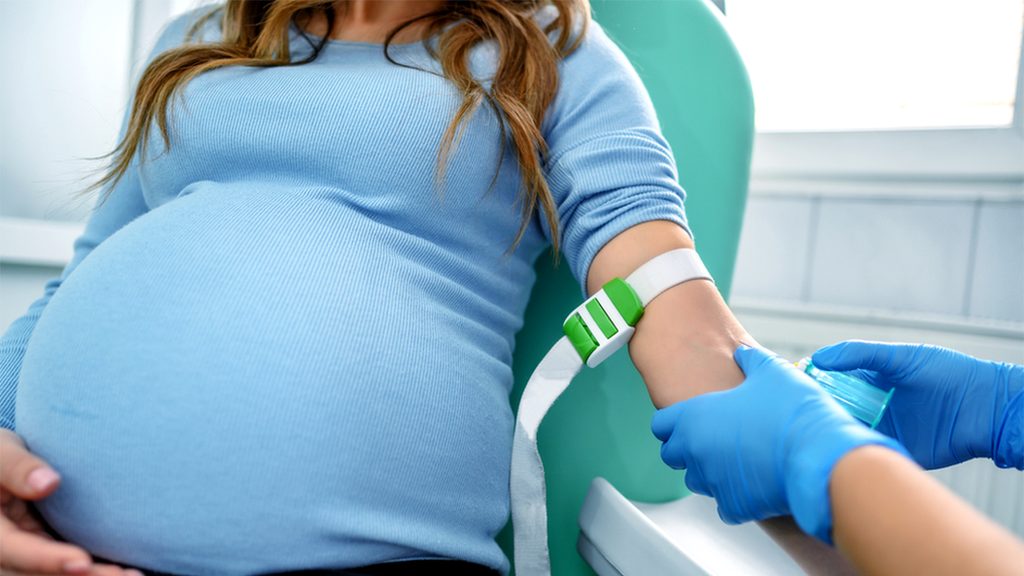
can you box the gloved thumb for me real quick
[651,402,686,442]
[733,344,774,376]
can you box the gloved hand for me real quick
[652,345,906,544]
[812,341,1023,470]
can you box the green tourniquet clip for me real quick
[563,278,643,365]
[563,315,598,363]
[585,299,618,339]
[602,277,643,325]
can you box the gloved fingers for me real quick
[841,367,890,393]
[655,394,720,469]
[714,493,746,525]
[658,425,690,470]
[651,401,687,442]
[716,505,742,526]
[659,444,687,470]
[812,340,909,374]
[682,465,710,497]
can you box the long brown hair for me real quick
[97,0,589,252]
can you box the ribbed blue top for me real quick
[0,9,688,576]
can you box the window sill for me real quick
[0,217,84,267]
[751,126,1024,180]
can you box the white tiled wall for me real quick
[971,200,1024,322]
[734,186,1024,325]
[731,196,814,301]
[810,198,975,315]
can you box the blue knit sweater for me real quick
[0,9,688,575]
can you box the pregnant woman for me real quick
[0,2,752,575]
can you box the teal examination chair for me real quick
[497,1,758,575]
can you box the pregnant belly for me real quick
[15,187,512,575]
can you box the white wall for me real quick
[733,180,1024,329]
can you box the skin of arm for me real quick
[831,445,1024,576]
[587,219,754,408]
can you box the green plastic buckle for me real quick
[563,278,643,367]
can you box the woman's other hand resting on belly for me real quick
[0,430,141,576]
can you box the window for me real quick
[0,0,225,225]
[0,0,220,270]
[728,0,1023,132]
[0,0,133,223]
[726,0,1024,178]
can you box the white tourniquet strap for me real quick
[626,248,711,306]
[510,248,712,576]
[510,337,583,576]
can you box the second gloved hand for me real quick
[812,341,1023,470]
[652,345,906,544]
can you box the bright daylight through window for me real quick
[726,0,1024,132]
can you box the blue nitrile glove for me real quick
[652,345,907,544]
[813,341,1023,471]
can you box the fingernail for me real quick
[26,466,60,493]
[62,560,91,574]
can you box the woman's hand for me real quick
[812,341,1023,470]
[0,429,139,576]
[652,345,906,543]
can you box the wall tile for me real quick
[809,199,974,315]
[969,201,1024,323]
[732,196,814,301]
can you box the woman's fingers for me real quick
[0,429,95,576]
[0,560,144,576]
[2,493,52,536]
[90,564,145,576]
[0,513,93,575]
[0,432,144,576]
[0,430,60,501]
[0,517,145,576]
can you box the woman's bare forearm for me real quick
[587,220,753,408]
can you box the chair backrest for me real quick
[497,1,755,574]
